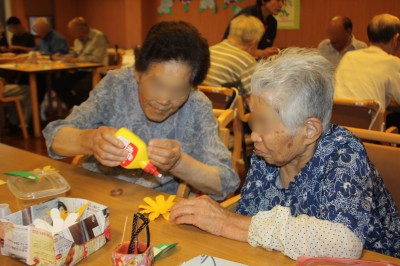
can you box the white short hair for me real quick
[251,47,335,134]
[228,15,264,43]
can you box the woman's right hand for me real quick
[91,126,128,167]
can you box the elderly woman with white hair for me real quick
[170,48,400,259]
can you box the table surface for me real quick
[0,61,102,73]
[0,144,399,266]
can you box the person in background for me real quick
[6,16,36,54]
[335,14,400,130]
[204,15,264,97]
[32,18,69,56]
[318,16,367,67]
[43,21,239,200]
[170,48,400,259]
[223,0,283,58]
[0,22,9,52]
[53,17,109,110]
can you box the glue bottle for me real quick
[114,128,162,178]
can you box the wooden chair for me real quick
[232,94,252,176]
[198,85,238,110]
[220,194,241,212]
[0,80,28,139]
[332,98,387,131]
[346,126,400,212]
[92,48,125,87]
[176,108,235,198]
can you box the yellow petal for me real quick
[143,197,159,211]
[148,211,160,221]
[138,205,153,211]
[161,212,170,221]
[139,209,152,214]
[156,196,168,213]
[165,195,176,209]
[75,202,90,219]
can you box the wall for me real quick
[154,0,400,47]
[8,0,400,49]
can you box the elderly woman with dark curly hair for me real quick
[43,21,239,200]
[170,48,400,259]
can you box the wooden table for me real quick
[0,62,102,138]
[0,144,399,266]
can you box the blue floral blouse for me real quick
[237,124,400,258]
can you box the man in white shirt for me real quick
[318,16,367,67]
[334,13,400,129]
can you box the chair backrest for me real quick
[232,95,250,172]
[346,127,400,212]
[107,47,124,66]
[213,109,235,149]
[198,85,238,110]
[332,98,385,131]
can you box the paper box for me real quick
[0,197,111,265]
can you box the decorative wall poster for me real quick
[181,0,191,12]
[158,0,174,16]
[221,0,243,15]
[199,0,217,13]
[275,0,300,30]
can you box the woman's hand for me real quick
[169,196,231,236]
[91,126,128,167]
[148,139,182,172]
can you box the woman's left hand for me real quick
[169,196,231,236]
[148,139,182,172]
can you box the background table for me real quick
[0,62,101,138]
[0,144,399,265]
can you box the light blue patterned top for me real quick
[237,124,400,257]
[43,68,239,200]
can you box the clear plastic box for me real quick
[7,170,71,209]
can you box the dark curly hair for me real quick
[135,21,210,87]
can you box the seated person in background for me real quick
[0,23,9,52]
[53,17,109,110]
[6,16,36,54]
[170,48,400,259]
[32,18,69,56]
[31,18,69,109]
[223,0,283,59]
[335,13,400,130]
[43,21,240,200]
[203,15,264,97]
[318,16,367,67]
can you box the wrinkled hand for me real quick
[256,47,280,58]
[148,139,182,172]
[92,126,128,167]
[169,196,231,236]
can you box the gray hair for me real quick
[228,15,264,43]
[251,47,334,134]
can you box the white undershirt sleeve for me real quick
[247,205,363,260]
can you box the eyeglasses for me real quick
[128,213,150,254]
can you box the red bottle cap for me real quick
[143,162,162,178]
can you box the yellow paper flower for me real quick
[33,165,59,172]
[138,195,176,221]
